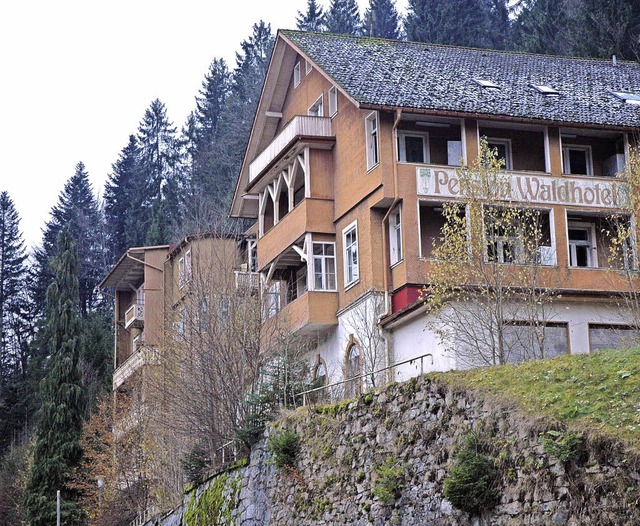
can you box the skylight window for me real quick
[531,84,560,96]
[611,91,640,105]
[473,78,500,90]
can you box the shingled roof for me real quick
[281,30,640,129]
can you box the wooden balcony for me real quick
[258,198,335,270]
[113,345,158,390]
[124,302,144,329]
[263,290,338,338]
[249,116,333,183]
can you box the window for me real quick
[343,223,359,287]
[179,250,192,288]
[611,91,640,105]
[328,86,338,117]
[247,240,258,272]
[365,112,379,169]
[266,281,283,319]
[531,84,559,96]
[296,266,308,297]
[389,206,402,265]
[504,323,568,363]
[313,359,327,386]
[562,145,592,175]
[293,61,301,87]
[308,95,324,117]
[567,223,595,267]
[345,341,362,397]
[312,242,336,291]
[473,78,500,90]
[305,60,312,75]
[589,324,640,351]
[397,131,429,163]
[486,139,512,170]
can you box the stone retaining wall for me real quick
[155,375,640,525]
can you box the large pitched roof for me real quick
[282,30,640,129]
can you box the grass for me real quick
[435,346,640,447]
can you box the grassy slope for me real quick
[434,346,640,447]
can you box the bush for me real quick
[372,457,404,505]
[443,432,500,515]
[181,442,211,485]
[268,428,301,469]
[541,430,585,463]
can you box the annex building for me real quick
[230,30,640,387]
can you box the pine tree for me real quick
[103,135,145,262]
[32,162,105,317]
[363,0,402,39]
[296,0,325,31]
[0,191,29,453]
[24,227,85,526]
[136,99,182,245]
[325,0,362,35]
[405,0,501,49]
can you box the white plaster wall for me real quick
[303,297,633,391]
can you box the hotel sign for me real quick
[416,167,628,209]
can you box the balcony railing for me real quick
[249,116,333,182]
[234,270,260,291]
[113,346,158,390]
[124,302,144,329]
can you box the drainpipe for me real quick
[379,109,403,383]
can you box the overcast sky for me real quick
[0,0,408,251]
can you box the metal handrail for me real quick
[296,352,434,406]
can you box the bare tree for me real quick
[603,142,640,341]
[424,138,561,367]
[341,290,387,391]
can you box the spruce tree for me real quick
[296,0,325,31]
[325,0,362,35]
[181,57,231,225]
[136,99,182,245]
[0,191,29,453]
[103,135,145,262]
[363,0,402,39]
[405,0,503,49]
[573,0,640,60]
[215,22,274,230]
[32,162,106,317]
[510,0,575,55]
[24,227,85,526]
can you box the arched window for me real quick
[345,337,362,397]
[313,360,327,386]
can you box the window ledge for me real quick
[344,279,359,292]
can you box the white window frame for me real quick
[486,138,513,170]
[305,60,312,75]
[293,61,301,88]
[308,94,324,117]
[365,112,379,170]
[567,221,597,268]
[178,257,186,288]
[343,222,359,288]
[397,131,430,164]
[185,249,192,282]
[312,242,337,291]
[562,144,593,176]
[328,86,338,117]
[389,206,403,265]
